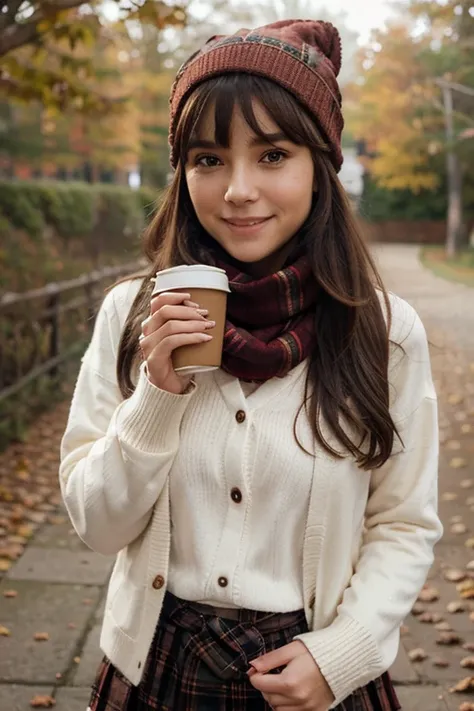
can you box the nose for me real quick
[224,165,259,205]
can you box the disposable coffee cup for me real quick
[151,264,230,374]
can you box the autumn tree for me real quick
[0,0,186,111]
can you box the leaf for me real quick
[449,677,474,693]
[419,612,443,624]
[447,601,466,614]
[461,480,474,490]
[408,648,428,662]
[417,586,440,603]
[0,559,12,572]
[450,458,468,469]
[461,658,474,670]
[73,656,81,664]
[461,424,472,434]
[437,632,464,646]
[443,492,459,501]
[436,621,454,631]
[444,569,467,583]
[448,394,464,406]
[452,523,468,535]
[459,703,474,711]
[0,625,11,636]
[30,695,56,708]
[33,632,50,642]
[466,539,474,550]
[3,589,18,598]
[433,658,450,668]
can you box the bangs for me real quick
[176,73,329,162]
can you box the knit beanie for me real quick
[169,20,344,172]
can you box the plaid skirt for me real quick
[89,592,401,711]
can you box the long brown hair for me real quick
[116,73,399,469]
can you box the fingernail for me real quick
[201,334,213,341]
[184,300,199,308]
[197,309,209,316]
[205,320,216,328]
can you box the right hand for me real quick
[139,291,215,395]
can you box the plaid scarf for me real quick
[216,254,318,382]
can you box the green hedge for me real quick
[0,180,157,292]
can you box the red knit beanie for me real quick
[169,20,344,172]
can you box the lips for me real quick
[222,217,272,226]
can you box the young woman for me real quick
[60,19,442,711]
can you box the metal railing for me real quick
[0,261,145,407]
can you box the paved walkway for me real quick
[1,244,473,711]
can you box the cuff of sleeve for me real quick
[117,364,196,452]
[294,615,383,706]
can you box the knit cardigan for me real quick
[59,278,442,706]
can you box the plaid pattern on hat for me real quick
[169,20,345,172]
[88,592,401,711]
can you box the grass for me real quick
[420,245,474,288]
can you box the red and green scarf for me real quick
[216,254,318,382]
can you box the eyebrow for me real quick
[187,132,288,152]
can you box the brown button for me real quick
[309,593,316,610]
[218,576,228,588]
[152,574,165,590]
[231,487,242,503]
[235,410,246,423]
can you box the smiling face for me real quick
[184,99,315,274]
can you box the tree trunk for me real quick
[442,85,465,258]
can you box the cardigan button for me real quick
[218,576,228,588]
[231,487,242,503]
[309,593,316,610]
[152,574,165,590]
[235,410,246,424]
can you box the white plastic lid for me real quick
[152,264,230,295]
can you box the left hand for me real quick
[248,640,335,711]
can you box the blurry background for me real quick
[0,3,474,710]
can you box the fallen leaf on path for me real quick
[3,589,18,598]
[459,703,474,711]
[0,559,11,572]
[445,569,467,583]
[400,624,410,636]
[33,632,49,642]
[447,601,466,613]
[412,603,427,615]
[466,539,474,550]
[55,673,62,680]
[458,581,474,599]
[443,492,459,501]
[419,612,443,624]
[451,516,464,524]
[461,480,474,490]
[73,656,81,664]
[30,695,56,708]
[436,621,454,631]
[449,677,474,693]
[468,561,474,571]
[461,424,473,434]
[433,658,450,668]
[448,394,464,405]
[47,515,66,525]
[418,586,440,603]
[437,632,464,646]
[464,644,474,652]
[461,658,474,669]
[408,648,428,662]
[0,625,11,636]
[451,457,468,469]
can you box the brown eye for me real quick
[196,155,221,168]
[263,150,286,164]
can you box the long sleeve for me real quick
[296,302,443,705]
[59,281,196,556]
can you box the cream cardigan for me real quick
[59,278,442,706]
